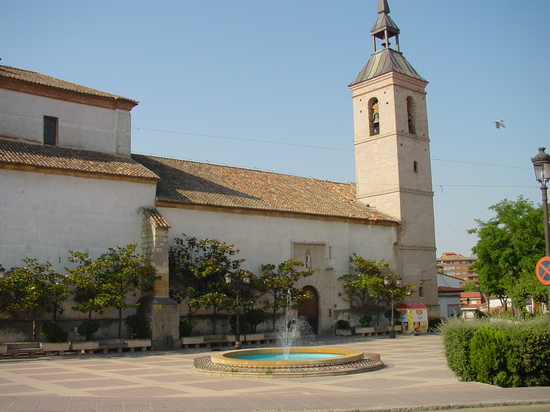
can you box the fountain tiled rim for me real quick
[193,347,384,377]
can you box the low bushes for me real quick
[439,316,550,387]
[77,319,100,341]
[125,315,151,339]
[40,321,69,343]
[335,319,351,330]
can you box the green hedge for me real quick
[439,317,550,387]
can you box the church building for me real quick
[0,0,437,349]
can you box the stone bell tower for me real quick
[349,0,438,312]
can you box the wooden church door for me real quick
[298,285,319,334]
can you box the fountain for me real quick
[276,290,314,359]
[193,291,384,377]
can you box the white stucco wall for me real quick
[437,274,462,318]
[0,169,157,273]
[161,208,398,275]
[439,296,461,318]
[0,89,132,156]
[160,206,399,334]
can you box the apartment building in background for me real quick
[436,252,477,284]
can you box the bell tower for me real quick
[349,0,438,311]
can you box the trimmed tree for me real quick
[66,244,158,338]
[339,255,415,326]
[257,259,316,330]
[0,258,68,341]
[169,234,245,335]
[339,255,390,325]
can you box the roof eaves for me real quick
[0,139,158,181]
[0,65,138,109]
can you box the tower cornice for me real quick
[350,71,428,96]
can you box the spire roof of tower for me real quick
[349,0,425,86]
[350,48,425,85]
[378,0,390,14]
[371,0,399,39]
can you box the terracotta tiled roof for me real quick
[0,65,138,105]
[143,207,171,229]
[438,286,464,294]
[0,139,158,181]
[133,154,395,223]
[461,292,484,300]
[437,253,476,262]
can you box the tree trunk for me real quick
[118,307,122,338]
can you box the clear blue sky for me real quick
[3,0,550,257]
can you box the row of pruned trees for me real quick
[168,235,317,335]
[0,244,158,341]
[1,234,415,341]
[169,234,415,335]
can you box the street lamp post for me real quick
[384,275,402,339]
[531,147,550,301]
[225,271,251,349]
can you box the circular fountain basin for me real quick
[211,347,364,367]
[194,347,384,377]
[236,352,341,361]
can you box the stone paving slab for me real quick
[0,334,548,411]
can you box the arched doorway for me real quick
[298,286,319,334]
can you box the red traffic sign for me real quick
[535,256,550,286]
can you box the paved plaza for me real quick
[0,334,549,412]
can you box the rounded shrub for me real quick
[335,319,351,329]
[40,320,69,343]
[124,315,151,339]
[359,314,373,327]
[77,319,100,341]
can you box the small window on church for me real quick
[406,96,416,135]
[369,98,379,135]
[44,116,58,145]
[413,161,418,173]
